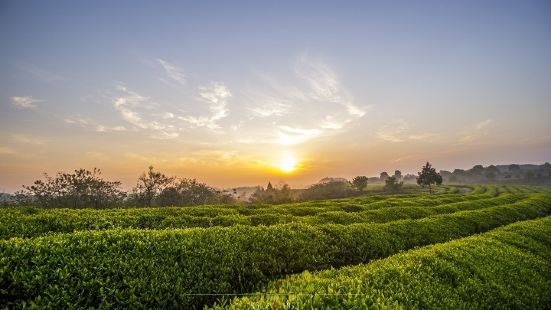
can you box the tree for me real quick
[393,170,402,180]
[300,180,355,200]
[485,170,496,181]
[380,172,390,182]
[18,168,125,208]
[133,166,173,207]
[416,162,442,194]
[352,176,368,192]
[250,182,293,204]
[157,178,231,206]
[384,176,403,193]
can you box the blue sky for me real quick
[1,0,550,191]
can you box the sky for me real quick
[1,0,551,192]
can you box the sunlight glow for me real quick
[278,154,298,173]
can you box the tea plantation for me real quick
[1,185,550,309]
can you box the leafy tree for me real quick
[352,176,368,192]
[384,176,403,193]
[393,170,402,180]
[485,170,497,181]
[17,168,125,208]
[416,162,443,194]
[157,178,232,206]
[133,166,173,207]
[524,170,535,181]
[250,182,293,204]
[300,180,355,200]
[379,172,390,182]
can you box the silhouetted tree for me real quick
[393,170,402,180]
[380,172,390,182]
[250,182,293,204]
[18,168,125,208]
[352,176,368,192]
[301,180,354,200]
[133,166,173,207]
[416,162,442,194]
[384,176,403,193]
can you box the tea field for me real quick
[1,185,550,309]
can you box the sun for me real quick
[278,154,298,173]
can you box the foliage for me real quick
[417,162,443,194]
[384,176,403,193]
[351,176,368,192]
[15,168,125,208]
[131,166,173,207]
[0,186,532,239]
[216,216,551,309]
[1,189,550,309]
[157,178,233,206]
[300,180,356,200]
[249,183,293,204]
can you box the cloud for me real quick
[124,152,168,164]
[475,119,493,130]
[407,133,443,142]
[295,54,367,117]
[459,119,493,143]
[113,85,149,129]
[239,54,368,145]
[85,151,111,162]
[376,120,409,142]
[276,126,323,145]
[12,134,44,145]
[156,58,186,85]
[377,119,442,143]
[95,125,127,132]
[179,83,231,130]
[11,96,41,109]
[0,146,16,155]
[65,116,127,133]
[18,63,66,84]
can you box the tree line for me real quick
[6,162,445,208]
[12,166,234,208]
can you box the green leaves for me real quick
[0,185,549,309]
[217,217,551,309]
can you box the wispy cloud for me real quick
[376,120,409,142]
[179,83,231,130]
[85,151,111,162]
[95,125,127,132]
[240,54,368,145]
[124,152,168,164]
[295,54,367,117]
[12,134,44,145]
[18,63,66,84]
[475,119,493,130]
[459,119,493,143]
[0,146,16,155]
[65,117,127,133]
[377,119,442,143]
[156,58,186,85]
[11,96,41,109]
[276,126,323,145]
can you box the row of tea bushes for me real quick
[1,194,550,309]
[215,216,551,309]
[0,190,524,239]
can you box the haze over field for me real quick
[1,0,550,191]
